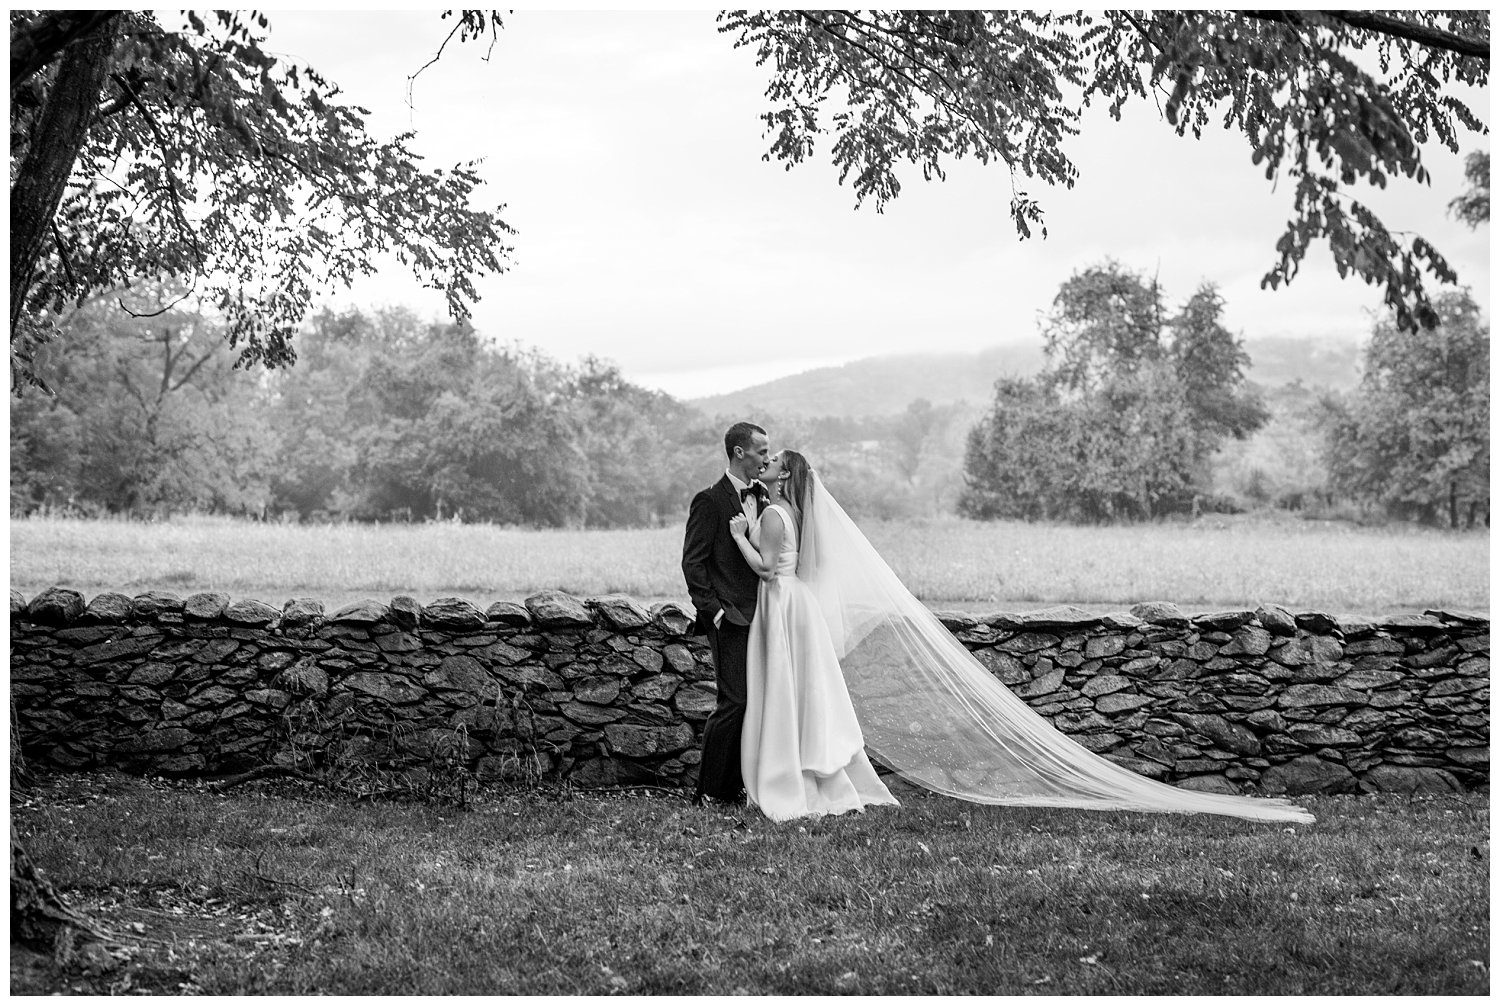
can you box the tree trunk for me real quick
[10,15,118,335]
[10,826,115,965]
[1448,481,1459,529]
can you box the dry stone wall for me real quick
[10,587,1489,797]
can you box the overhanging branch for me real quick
[1235,9,1490,61]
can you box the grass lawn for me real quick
[9,511,1489,615]
[10,771,1489,995]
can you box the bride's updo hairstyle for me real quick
[780,449,813,511]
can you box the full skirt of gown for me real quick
[741,572,900,822]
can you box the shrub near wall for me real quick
[10,587,1489,796]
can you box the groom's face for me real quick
[737,432,771,478]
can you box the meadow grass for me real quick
[9,511,1488,615]
[10,771,1489,995]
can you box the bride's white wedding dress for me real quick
[741,502,900,821]
[765,471,1314,825]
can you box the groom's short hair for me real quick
[724,422,766,459]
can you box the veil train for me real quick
[795,471,1314,824]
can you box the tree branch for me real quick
[111,72,204,269]
[1235,10,1490,61]
[10,10,123,97]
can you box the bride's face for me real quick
[758,451,784,487]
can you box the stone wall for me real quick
[9,587,1489,796]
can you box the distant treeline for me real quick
[10,267,1489,529]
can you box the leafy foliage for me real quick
[1448,149,1490,227]
[9,10,512,390]
[717,10,1489,331]
[960,262,1265,522]
[10,284,275,517]
[1324,291,1489,527]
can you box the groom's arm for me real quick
[682,489,720,634]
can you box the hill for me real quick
[688,336,1362,418]
[688,343,1046,418]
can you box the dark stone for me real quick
[223,599,278,626]
[116,728,194,754]
[1361,765,1462,794]
[183,592,231,620]
[1190,609,1255,632]
[590,594,651,631]
[1278,684,1363,709]
[1081,674,1131,698]
[1104,754,1169,780]
[1346,636,1404,656]
[1173,713,1261,756]
[423,597,488,631]
[82,592,134,624]
[331,599,389,624]
[935,611,977,631]
[425,654,493,695]
[1014,667,1065,699]
[481,640,530,665]
[484,600,531,627]
[975,650,1030,686]
[651,601,696,636]
[1293,611,1341,634]
[1084,635,1127,659]
[245,688,291,710]
[1260,754,1356,795]
[133,590,184,617]
[55,625,117,644]
[1129,601,1188,628]
[1447,746,1488,767]
[389,595,423,629]
[573,676,623,705]
[522,590,593,629]
[127,663,175,687]
[1221,625,1272,657]
[674,682,718,718]
[343,671,425,704]
[998,631,1061,654]
[560,700,626,725]
[1096,693,1154,715]
[375,630,421,653]
[281,598,325,627]
[74,635,160,666]
[10,590,25,616]
[604,721,695,757]
[1392,725,1447,749]
[1288,724,1362,747]
[1015,605,1099,629]
[27,587,86,625]
[1097,612,1145,631]
[1255,604,1298,636]
[1244,709,1288,733]
[1376,613,1449,632]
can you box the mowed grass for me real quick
[9,512,1488,615]
[10,772,1489,995]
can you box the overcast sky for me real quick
[258,9,1490,399]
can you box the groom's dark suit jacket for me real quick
[682,475,762,635]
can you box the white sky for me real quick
[258,9,1491,399]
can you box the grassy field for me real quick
[10,771,1489,995]
[9,512,1488,615]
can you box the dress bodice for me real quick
[752,502,799,577]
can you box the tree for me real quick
[1449,150,1490,227]
[10,10,512,390]
[1326,291,1488,527]
[717,10,1488,332]
[961,262,1264,522]
[10,283,275,517]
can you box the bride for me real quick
[727,449,1313,825]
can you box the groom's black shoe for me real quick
[692,789,746,809]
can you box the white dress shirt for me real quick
[717,469,761,627]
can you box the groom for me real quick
[682,421,771,806]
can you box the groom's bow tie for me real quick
[740,484,768,501]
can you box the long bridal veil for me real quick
[796,470,1314,824]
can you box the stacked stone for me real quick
[938,601,1488,795]
[10,586,1489,796]
[11,587,715,788]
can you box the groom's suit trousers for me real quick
[696,619,750,802]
